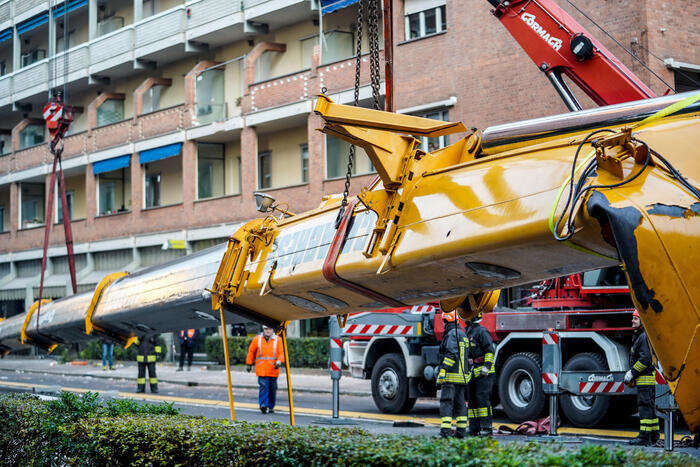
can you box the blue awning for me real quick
[53,0,88,19]
[139,143,182,164]
[93,155,131,175]
[0,28,11,44]
[321,0,359,14]
[17,13,49,35]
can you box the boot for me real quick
[150,386,159,394]
[629,433,652,446]
[439,428,453,438]
[176,367,183,372]
[268,408,275,414]
[260,407,268,414]
[478,429,493,437]
[649,431,660,445]
[136,388,145,394]
[455,428,467,439]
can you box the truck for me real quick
[342,267,649,427]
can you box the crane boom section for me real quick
[489,0,655,106]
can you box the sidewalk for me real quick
[0,357,371,396]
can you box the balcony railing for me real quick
[185,0,241,29]
[49,44,89,83]
[194,102,227,125]
[14,0,46,18]
[13,58,48,98]
[89,27,134,73]
[0,75,11,104]
[135,7,185,54]
[0,1,11,24]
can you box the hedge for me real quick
[0,393,694,466]
[205,336,329,368]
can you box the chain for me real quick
[367,0,382,110]
[335,0,365,229]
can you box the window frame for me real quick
[144,172,162,208]
[56,190,74,223]
[414,108,450,152]
[300,143,309,183]
[19,124,45,150]
[96,98,125,127]
[404,4,446,41]
[257,151,272,190]
[196,143,226,200]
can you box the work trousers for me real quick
[439,383,468,430]
[468,374,494,434]
[179,343,194,369]
[137,361,158,392]
[258,376,278,410]
[637,384,659,438]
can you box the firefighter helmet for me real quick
[632,309,640,318]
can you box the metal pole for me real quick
[664,411,674,451]
[218,307,236,421]
[382,0,395,112]
[329,316,342,419]
[549,394,558,436]
[281,322,295,426]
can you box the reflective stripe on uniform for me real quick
[137,378,146,384]
[636,375,655,385]
[136,355,144,362]
[441,416,452,428]
[154,346,162,353]
[147,355,156,363]
[633,361,647,372]
[149,378,157,384]
[443,357,455,366]
[484,353,494,362]
[467,409,477,418]
[640,418,659,431]
[476,407,489,417]
[456,415,468,428]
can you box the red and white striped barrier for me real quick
[542,333,559,345]
[542,372,558,385]
[330,361,341,372]
[578,381,625,393]
[409,305,435,314]
[343,324,413,335]
[330,338,342,349]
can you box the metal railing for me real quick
[135,7,185,49]
[185,0,241,29]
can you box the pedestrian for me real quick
[436,309,470,438]
[246,325,284,414]
[231,323,247,336]
[101,338,114,371]
[136,334,161,394]
[464,311,496,436]
[625,310,659,446]
[177,329,198,371]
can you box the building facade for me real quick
[0,0,697,334]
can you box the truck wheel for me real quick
[498,352,545,422]
[371,353,416,413]
[560,353,610,427]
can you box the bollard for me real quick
[542,331,561,436]
[314,316,354,425]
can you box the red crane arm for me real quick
[488,0,656,109]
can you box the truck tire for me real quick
[371,353,416,414]
[498,352,545,422]
[560,353,610,427]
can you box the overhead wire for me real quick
[562,0,677,92]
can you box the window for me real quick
[300,36,316,69]
[98,168,130,215]
[0,206,4,232]
[404,1,446,40]
[673,69,700,92]
[254,51,280,82]
[415,109,449,152]
[21,49,46,67]
[142,85,163,114]
[97,16,124,36]
[19,124,45,149]
[0,60,7,76]
[97,99,124,126]
[258,151,271,189]
[197,143,225,199]
[0,133,10,155]
[20,183,45,228]
[56,30,75,53]
[145,173,161,208]
[301,144,309,183]
[326,136,374,179]
[322,30,354,64]
[56,191,74,222]
[195,69,225,124]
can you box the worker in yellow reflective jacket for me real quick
[464,311,495,436]
[436,310,470,438]
[136,334,161,394]
[625,310,659,446]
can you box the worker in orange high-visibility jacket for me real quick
[246,325,284,413]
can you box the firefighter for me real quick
[246,325,284,414]
[136,334,161,394]
[625,310,659,446]
[465,310,495,436]
[436,310,470,438]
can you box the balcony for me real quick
[13,58,49,101]
[185,0,243,46]
[134,6,185,61]
[49,44,89,86]
[0,75,11,107]
[0,1,10,26]
[14,0,47,22]
[89,27,134,76]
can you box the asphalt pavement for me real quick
[0,357,697,455]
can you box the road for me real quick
[0,362,696,454]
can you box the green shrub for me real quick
[0,393,694,466]
[205,336,329,368]
[78,336,167,362]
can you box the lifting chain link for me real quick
[335,0,383,229]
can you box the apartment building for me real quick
[0,0,696,336]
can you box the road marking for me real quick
[0,381,685,441]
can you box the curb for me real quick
[0,367,371,397]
